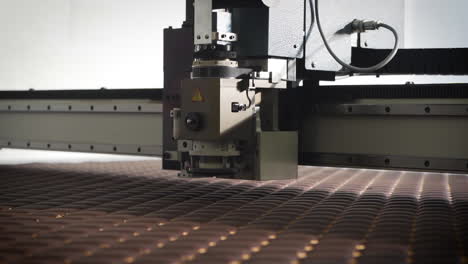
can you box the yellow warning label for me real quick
[192,88,204,102]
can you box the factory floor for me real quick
[0,160,467,264]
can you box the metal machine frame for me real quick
[0,90,163,156]
[1,0,468,179]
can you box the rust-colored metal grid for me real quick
[0,161,467,264]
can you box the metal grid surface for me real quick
[0,161,467,264]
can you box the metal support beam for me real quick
[300,99,468,173]
[0,90,163,156]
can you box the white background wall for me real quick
[0,0,185,90]
[1,0,468,90]
[405,0,468,48]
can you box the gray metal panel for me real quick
[305,153,468,173]
[234,0,304,58]
[194,0,213,44]
[302,115,468,160]
[315,104,468,116]
[0,99,163,156]
[305,0,352,71]
[357,0,405,49]
[0,101,161,113]
[305,0,405,71]
[233,8,269,57]
[267,0,304,58]
[257,131,298,181]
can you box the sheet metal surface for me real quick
[0,161,467,264]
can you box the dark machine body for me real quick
[162,0,468,180]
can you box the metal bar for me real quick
[306,83,468,100]
[301,152,468,173]
[194,0,213,45]
[352,47,468,75]
[0,89,162,100]
[0,99,163,156]
[300,114,468,173]
[0,102,162,114]
[315,104,468,116]
[0,140,161,156]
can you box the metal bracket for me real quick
[212,32,237,42]
[194,0,213,45]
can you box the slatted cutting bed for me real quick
[0,161,467,264]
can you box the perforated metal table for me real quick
[1,161,467,264]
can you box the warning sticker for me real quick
[192,88,204,102]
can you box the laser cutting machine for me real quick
[1,0,468,180]
[1,2,468,264]
[162,0,468,180]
